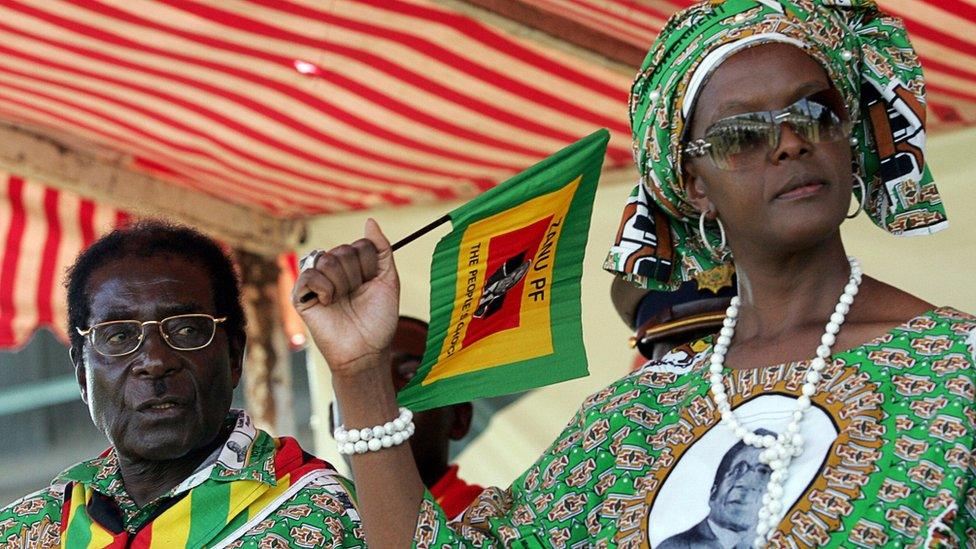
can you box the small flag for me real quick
[398,130,609,411]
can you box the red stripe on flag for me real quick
[0,176,26,347]
[463,215,552,347]
[36,187,61,326]
[127,527,151,549]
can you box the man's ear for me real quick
[70,347,89,405]
[448,402,473,441]
[229,333,246,388]
[682,162,715,219]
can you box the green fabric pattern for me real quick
[605,0,947,291]
[412,308,976,547]
[0,412,365,548]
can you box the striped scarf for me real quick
[59,428,334,548]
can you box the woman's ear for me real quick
[683,162,715,218]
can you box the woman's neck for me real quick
[729,233,851,344]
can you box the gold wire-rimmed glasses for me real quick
[76,314,227,357]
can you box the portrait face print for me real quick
[707,433,774,533]
[646,395,838,547]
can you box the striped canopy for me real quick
[0,0,973,349]
[0,173,128,348]
[0,0,966,219]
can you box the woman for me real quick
[294,1,974,547]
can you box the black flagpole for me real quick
[299,214,451,302]
[390,214,450,252]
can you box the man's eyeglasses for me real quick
[683,90,852,171]
[76,314,227,357]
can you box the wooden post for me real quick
[236,250,295,436]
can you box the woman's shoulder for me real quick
[882,306,976,351]
[575,339,712,415]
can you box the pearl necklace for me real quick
[708,256,862,548]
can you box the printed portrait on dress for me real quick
[646,395,839,548]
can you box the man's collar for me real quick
[54,410,278,500]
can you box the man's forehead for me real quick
[728,444,761,464]
[85,255,216,320]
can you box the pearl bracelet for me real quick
[334,407,415,455]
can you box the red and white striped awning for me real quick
[505,0,976,127]
[0,174,309,350]
[0,1,972,220]
[0,172,128,349]
[0,0,636,218]
[0,1,972,219]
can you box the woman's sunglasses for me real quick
[682,89,852,171]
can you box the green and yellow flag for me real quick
[398,130,609,411]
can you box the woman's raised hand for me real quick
[292,218,400,378]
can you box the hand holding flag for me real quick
[292,219,400,378]
[295,130,610,411]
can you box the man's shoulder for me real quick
[657,519,713,548]
[236,469,365,546]
[0,483,65,543]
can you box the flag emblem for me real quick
[398,130,610,411]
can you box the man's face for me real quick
[74,254,243,461]
[708,445,771,532]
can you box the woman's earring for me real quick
[846,174,866,219]
[698,210,727,257]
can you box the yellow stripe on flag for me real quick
[227,478,260,522]
[87,522,116,548]
[80,485,116,548]
[242,473,291,519]
[425,177,580,384]
[64,483,85,528]
[147,492,192,548]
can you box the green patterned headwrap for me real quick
[605,0,947,292]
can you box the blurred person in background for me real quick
[612,276,736,365]
[331,315,483,519]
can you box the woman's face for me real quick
[684,43,853,257]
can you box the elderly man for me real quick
[0,221,364,547]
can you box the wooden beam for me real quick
[237,250,295,436]
[434,0,647,71]
[0,121,304,257]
